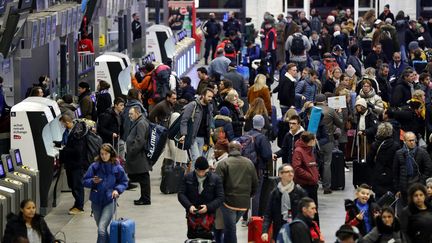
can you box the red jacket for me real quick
[292,139,319,186]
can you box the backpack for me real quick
[290,34,305,56]
[224,42,236,54]
[145,119,168,165]
[276,219,308,243]
[152,64,171,103]
[310,16,321,33]
[233,133,258,165]
[71,120,103,169]
[275,22,286,44]
[380,30,392,41]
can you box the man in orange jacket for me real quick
[132,63,155,110]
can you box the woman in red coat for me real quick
[292,131,320,223]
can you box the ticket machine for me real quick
[1,154,33,201]
[0,160,23,213]
[94,52,132,101]
[10,100,63,215]
[146,24,175,64]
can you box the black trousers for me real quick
[204,38,219,60]
[65,168,85,209]
[301,184,320,225]
[129,172,151,202]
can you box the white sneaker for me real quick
[345,167,350,172]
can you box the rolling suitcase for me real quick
[247,216,272,243]
[307,106,322,134]
[377,191,397,207]
[331,149,345,190]
[110,200,135,243]
[258,161,279,216]
[160,146,186,194]
[353,134,369,188]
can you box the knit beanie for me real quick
[253,115,265,130]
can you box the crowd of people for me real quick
[4,4,432,243]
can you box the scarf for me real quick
[278,181,295,221]
[197,175,207,194]
[402,144,418,177]
[358,110,368,131]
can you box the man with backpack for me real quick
[208,48,231,84]
[77,82,95,120]
[263,22,277,82]
[202,13,221,65]
[97,97,125,144]
[132,63,155,110]
[285,26,310,72]
[215,141,259,243]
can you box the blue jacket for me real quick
[247,129,273,170]
[295,79,317,104]
[83,162,129,207]
[214,115,235,141]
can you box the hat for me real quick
[253,115,265,130]
[346,65,356,77]
[195,157,209,170]
[384,4,390,9]
[327,15,335,23]
[426,177,432,186]
[286,13,293,18]
[315,94,327,103]
[333,44,343,52]
[336,224,360,240]
[78,82,90,89]
[385,18,393,24]
[355,98,367,108]
[408,41,419,51]
[374,19,382,25]
[219,106,230,116]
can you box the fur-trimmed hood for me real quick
[214,114,232,122]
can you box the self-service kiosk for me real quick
[0,160,24,214]
[8,149,40,210]
[94,52,132,101]
[1,154,33,201]
[146,24,175,65]
[10,100,63,215]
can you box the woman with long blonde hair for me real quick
[244,98,271,133]
[248,74,272,116]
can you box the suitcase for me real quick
[307,106,322,134]
[331,149,345,190]
[184,239,214,243]
[237,65,250,82]
[353,135,369,188]
[110,201,135,243]
[160,162,185,194]
[248,216,272,243]
[258,161,279,216]
[377,191,397,207]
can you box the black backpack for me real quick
[71,120,103,169]
[224,42,235,54]
[290,34,305,56]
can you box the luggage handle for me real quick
[113,198,118,221]
[112,136,120,154]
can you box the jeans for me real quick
[319,142,333,190]
[66,168,84,209]
[221,205,245,243]
[92,202,115,243]
[128,173,151,202]
[190,137,205,169]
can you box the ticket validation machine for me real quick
[1,154,33,201]
[0,160,23,213]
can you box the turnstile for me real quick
[1,154,33,201]
[0,157,26,212]
[0,194,7,240]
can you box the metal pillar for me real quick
[59,37,67,97]
[118,13,124,52]
[354,0,359,23]
[67,33,77,94]
[304,0,310,19]
[155,0,160,24]
[125,8,132,54]
[163,0,169,25]
[93,17,100,56]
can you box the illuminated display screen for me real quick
[7,156,14,172]
[0,162,5,178]
[15,150,22,166]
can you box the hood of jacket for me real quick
[214,114,232,122]
[375,216,401,234]
[359,88,377,99]
[295,138,312,152]
[290,126,305,136]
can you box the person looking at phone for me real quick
[177,156,224,240]
[83,143,129,243]
[344,184,381,236]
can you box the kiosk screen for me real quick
[15,150,22,166]
[0,162,5,178]
[7,156,14,172]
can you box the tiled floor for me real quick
[43,61,356,242]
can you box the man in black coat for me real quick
[273,115,305,164]
[290,197,321,243]
[393,132,432,206]
[178,157,224,239]
[391,68,415,107]
[273,63,297,116]
[202,13,221,65]
[364,43,388,69]
[131,13,141,41]
[97,97,125,144]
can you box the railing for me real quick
[77,51,95,75]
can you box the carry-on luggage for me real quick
[307,106,322,134]
[331,149,345,190]
[247,216,272,243]
[237,65,250,82]
[353,134,369,188]
[186,212,215,240]
[257,161,279,216]
[110,200,135,243]
[377,191,397,207]
[160,162,185,194]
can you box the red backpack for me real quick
[151,64,171,103]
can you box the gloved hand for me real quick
[367,102,375,109]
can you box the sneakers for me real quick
[68,207,84,215]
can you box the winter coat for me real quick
[58,102,76,118]
[295,79,318,105]
[393,146,432,194]
[248,87,272,116]
[400,202,432,243]
[132,70,156,106]
[178,171,224,214]
[180,99,214,140]
[78,90,94,120]
[96,91,112,118]
[345,198,380,236]
[121,99,147,141]
[262,184,308,241]
[215,150,259,209]
[356,109,379,144]
[246,129,273,170]
[290,214,322,243]
[214,115,235,141]
[125,115,151,174]
[315,103,344,143]
[387,106,424,138]
[148,99,174,127]
[223,69,248,97]
[365,51,388,69]
[97,107,122,144]
[362,216,406,243]
[366,137,400,197]
[391,80,413,107]
[275,127,304,164]
[389,61,409,80]
[347,54,364,77]
[178,85,196,103]
[292,139,319,186]
[196,79,210,97]
[322,78,337,94]
[2,213,55,243]
[59,123,87,170]
[218,100,243,138]
[357,89,384,115]
[273,72,295,107]
[83,161,128,207]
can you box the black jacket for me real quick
[356,110,379,144]
[247,129,273,170]
[366,137,400,197]
[60,122,87,170]
[178,171,224,214]
[387,106,425,137]
[262,184,308,241]
[391,80,412,107]
[362,216,406,243]
[291,214,319,243]
[400,202,432,243]
[2,213,55,243]
[219,100,243,138]
[345,198,380,236]
[148,99,174,127]
[275,128,304,164]
[96,91,112,118]
[273,74,295,107]
[393,146,432,194]
[97,107,122,144]
[364,51,388,69]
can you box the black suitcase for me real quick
[331,149,345,190]
[353,135,369,188]
[160,162,185,194]
[258,174,279,216]
[377,191,397,207]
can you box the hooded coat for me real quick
[362,216,406,243]
[125,115,151,173]
[291,139,319,186]
[275,127,305,164]
[214,114,235,141]
[357,88,384,115]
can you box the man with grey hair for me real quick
[208,48,231,83]
[216,141,259,243]
[393,131,432,206]
[126,106,152,205]
[367,122,400,198]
